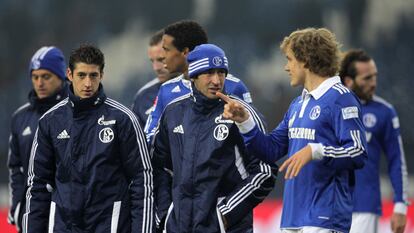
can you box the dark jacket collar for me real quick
[68,83,106,116]
[191,82,224,115]
[28,81,68,114]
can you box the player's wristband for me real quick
[235,114,255,134]
[308,143,324,160]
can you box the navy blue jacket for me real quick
[23,85,154,233]
[132,78,161,129]
[7,84,68,231]
[152,85,277,233]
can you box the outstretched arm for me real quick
[217,92,290,165]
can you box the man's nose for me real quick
[35,78,44,86]
[211,73,221,85]
[84,77,92,87]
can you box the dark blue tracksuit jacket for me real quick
[152,85,277,233]
[8,84,68,232]
[23,85,154,233]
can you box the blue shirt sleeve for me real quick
[144,87,165,143]
[224,76,253,104]
[318,94,367,170]
[381,107,409,205]
[242,112,289,164]
[233,79,252,104]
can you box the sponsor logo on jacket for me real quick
[98,115,116,126]
[215,115,233,124]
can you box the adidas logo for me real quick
[173,125,184,134]
[22,126,32,136]
[171,85,181,93]
[57,130,70,139]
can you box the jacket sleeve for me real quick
[144,87,165,143]
[7,120,25,226]
[23,120,55,233]
[151,112,173,231]
[310,94,367,170]
[381,108,409,212]
[119,111,154,233]
[217,130,277,228]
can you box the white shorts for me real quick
[282,226,343,233]
[349,212,379,233]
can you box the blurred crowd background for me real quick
[0,0,413,231]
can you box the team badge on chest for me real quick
[214,124,229,141]
[363,113,377,128]
[99,127,114,143]
[309,105,321,120]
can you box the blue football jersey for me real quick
[238,76,367,232]
[353,95,409,215]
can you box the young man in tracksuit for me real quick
[132,29,172,128]
[23,45,153,233]
[218,28,368,233]
[144,20,253,143]
[340,50,409,233]
[152,44,277,233]
[7,46,68,232]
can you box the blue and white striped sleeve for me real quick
[309,94,367,170]
[144,87,165,143]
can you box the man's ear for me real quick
[344,76,354,88]
[182,47,190,57]
[66,68,73,82]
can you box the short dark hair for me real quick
[163,20,208,52]
[149,29,164,46]
[69,44,105,73]
[339,49,372,83]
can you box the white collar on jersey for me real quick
[301,76,341,100]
